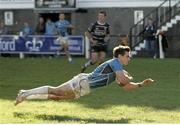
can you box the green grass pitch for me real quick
[0,57,180,123]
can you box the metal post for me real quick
[169,0,172,19]
[19,52,24,59]
[129,29,132,49]
[158,34,164,59]
[156,8,159,28]
[85,34,90,59]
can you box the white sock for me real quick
[26,94,48,100]
[68,57,72,62]
[57,51,60,55]
[84,60,91,67]
[25,86,49,95]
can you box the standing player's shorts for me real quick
[67,73,90,99]
[91,44,107,53]
[56,36,68,44]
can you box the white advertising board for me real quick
[0,0,34,9]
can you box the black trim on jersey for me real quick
[90,78,108,89]
[101,64,113,74]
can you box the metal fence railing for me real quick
[129,0,180,50]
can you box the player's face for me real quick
[98,13,106,23]
[119,51,131,66]
[39,17,44,23]
[59,14,65,20]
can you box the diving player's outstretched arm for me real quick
[116,71,154,91]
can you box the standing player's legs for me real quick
[15,82,76,106]
[98,51,106,65]
[97,44,107,65]
[150,40,157,58]
[81,50,98,73]
[57,36,72,62]
[62,41,72,62]
[145,40,152,57]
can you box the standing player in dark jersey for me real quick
[81,11,110,73]
[15,45,154,106]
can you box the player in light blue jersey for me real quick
[55,13,74,63]
[15,45,154,106]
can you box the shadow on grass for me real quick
[70,84,180,110]
[13,112,130,123]
[1,82,180,111]
[37,114,130,123]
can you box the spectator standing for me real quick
[0,21,9,35]
[158,31,169,58]
[142,18,157,58]
[45,18,56,36]
[21,22,33,36]
[0,21,10,57]
[35,17,45,35]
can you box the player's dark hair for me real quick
[99,10,107,16]
[113,45,130,58]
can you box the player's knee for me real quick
[64,46,69,51]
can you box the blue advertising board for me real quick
[0,35,84,55]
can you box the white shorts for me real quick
[56,36,68,44]
[68,73,90,99]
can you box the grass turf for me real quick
[0,57,180,123]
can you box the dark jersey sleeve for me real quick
[88,23,95,33]
[106,23,110,35]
